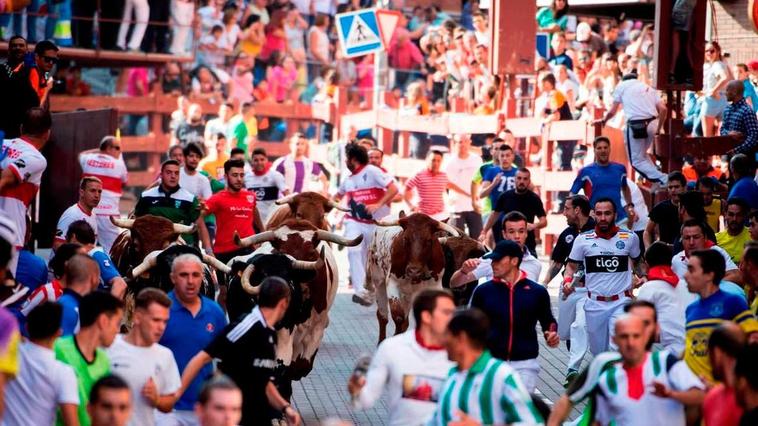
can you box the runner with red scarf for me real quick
[564,197,644,355]
[245,148,289,223]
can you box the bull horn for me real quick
[110,216,135,228]
[173,223,196,234]
[316,230,362,247]
[130,250,162,277]
[327,199,350,212]
[438,237,448,245]
[275,193,298,205]
[437,221,461,237]
[235,230,277,248]
[286,254,324,270]
[375,218,400,227]
[202,254,232,274]
[240,264,259,295]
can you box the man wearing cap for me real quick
[468,239,559,393]
[595,73,669,186]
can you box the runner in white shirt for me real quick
[0,110,51,275]
[635,242,687,355]
[78,136,128,254]
[179,143,212,201]
[245,147,289,223]
[443,134,483,238]
[335,144,399,305]
[348,289,455,426]
[449,211,542,287]
[272,133,328,194]
[620,178,649,254]
[54,176,102,250]
[564,198,643,355]
[107,290,181,426]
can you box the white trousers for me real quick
[344,219,375,297]
[558,290,588,372]
[510,358,540,394]
[624,119,668,184]
[117,0,150,50]
[96,215,121,256]
[170,0,194,55]
[584,297,629,355]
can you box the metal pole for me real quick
[372,51,383,139]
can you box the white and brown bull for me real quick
[365,213,462,343]
[265,192,349,230]
[232,219,361,397]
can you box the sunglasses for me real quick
[41,56,58,64]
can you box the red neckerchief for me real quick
[594,224,619,239]
[493,271,527,287]
[648,265,678,287]
[415,330,445,350]
[351,164,366,176]
[623,353,648,401]
[685,240,716,259]
[253,162,271,176]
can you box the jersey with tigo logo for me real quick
[338,164,393,222]
[0,138,47,247]
[79,152,127,215]
[684,290,758,383]
[427,350,544,426]
[594,351,703,426]
[567,228,640,296]
[244,167,287,220]
[569,162,628,221]
[134,185,200,244]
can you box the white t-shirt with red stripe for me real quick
[79,152,127,215]
[55,203,99,243]
[0,138,47,247]
[338,164,393,222]
[404,169,450,221]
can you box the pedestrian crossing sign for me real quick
[336,9,384,58]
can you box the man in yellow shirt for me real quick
[717,198,752,263]
[698,177,722,233]
[200,133,230,182]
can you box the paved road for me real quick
[290,250,586,425]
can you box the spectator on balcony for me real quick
[229,55,254,105]
[574,22,607,58]
[284,6,308,58]
[734,63,758,113]
[536,0,569,35]
[238,14,265,60]
[702,41,730,137]
[539,73,575,171]
[248,0,270,25]
[170,0,195,55]
[260,14,287,65]
[472,11,488,47]
[307,14,330,82]
[221,6,241,52]
[268,54,299,103]
[141,0,171,53]
[161,62,186,95]
[117,0,150,52]
[176,104,206,148]
[555,65,578,111]
[389,15,425,91]
[401,81,431,159]
[549,32,573,71]
[198,25,233,71]
[356,54,374,102]
[722,80,758,156]
[191,66,224,103]
[197,0,223,36]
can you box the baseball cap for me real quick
[748,60,758,71]
[482,240,524,263]
[576,22,592,43]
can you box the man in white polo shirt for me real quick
[78,135,128,254]
[54,177,102,251]
[443,134,483,238]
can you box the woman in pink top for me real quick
[260,14,287,62]
[229,55,254,104]
[356,54,374,101]
[268,54,298,103]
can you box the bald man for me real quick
[548,315,705,426]
[722,79,758,156]
[57,254,101,336]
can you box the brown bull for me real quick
[365,213,460,342]
[265,192,348,231]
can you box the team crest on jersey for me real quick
[709,303,724,317]
[246,195,255,204]
[616,241,625,249]
[206,323,215,332]
[690,331,709,357]
[565,234,574,244]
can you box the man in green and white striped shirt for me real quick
[427,309,545,426]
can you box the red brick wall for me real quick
[712,0,758,65]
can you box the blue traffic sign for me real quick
[335,9,384,58]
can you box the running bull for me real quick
[265,192,349,230]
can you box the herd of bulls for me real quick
[107,192,488,398]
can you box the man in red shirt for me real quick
[201,159,263,269]
[702,322,747,426]
[404,150,467,222]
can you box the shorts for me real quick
[672,0,697,31]
[701,94,727,118]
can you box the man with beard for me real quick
[334,143,398,305]
[564,198,644,355]
[481,168,546,253]
[717,198,752,263]
[202,159,262,270]
[543,195,595,386]
[175,104,206,147]
[244,148,288,223]
[179,143,213,242]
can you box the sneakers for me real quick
[563,370,579,389]
[351,294,372,306]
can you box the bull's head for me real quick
[111,215,195,261]
[438,236,488,271]
[273,192,349,229]
[378,212,460,283]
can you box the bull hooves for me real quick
[351,294,372,306]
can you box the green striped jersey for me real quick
[134,185,200,244]
[427,351,544,426]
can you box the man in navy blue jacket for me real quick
[469,240,560,392]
